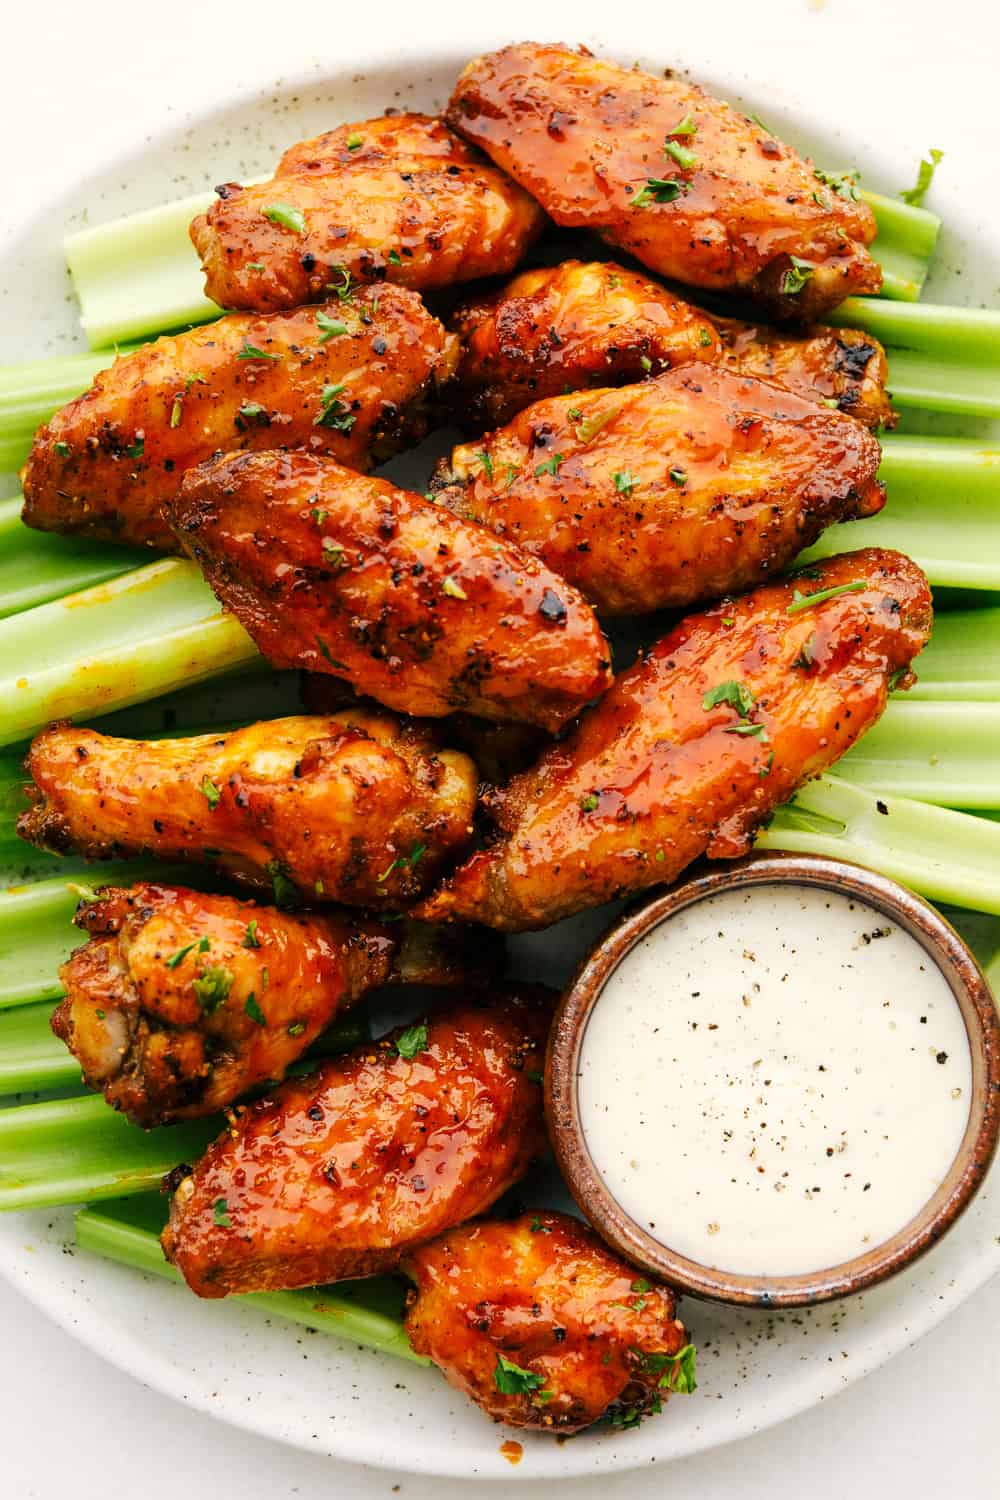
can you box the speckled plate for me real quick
[1,20,998,1482]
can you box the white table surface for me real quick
[2,1,996,1493]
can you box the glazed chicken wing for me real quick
[18,710,476,908]
[171,452,612,731]
[53,882,489,1126]
[21,286,457,551]
[449,259,894,430]
[404,1212,693,1433]
[447,44,881,319]
[190,113,545,313]
[433,367,884,617]
[417,549,932,931]
[161,990,551,1296]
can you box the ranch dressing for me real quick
[579,884,972,1275]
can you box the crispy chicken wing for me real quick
[53,882,489,1126]
[403,1212,692,1433]
[447,44,881,319]
[449,259,894,430]
[161,990,551,1296]
[171,452,613,730]
[18,710,476,908]
[417,549,932,931]
[433,367,885,617]
[190,113,545,313]
[21,286,457,551]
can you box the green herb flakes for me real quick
[266,859,300,909]
[900,149,944,207]
[703,680,755,717]
[395,1022,429,1059]
[235,402,269,431]
[263,202,306,234]
[632,177,685,207]
[493,1355,547,1396]
[244,993,266,1026]
[613,469,638,496]
[316,310,349,342]
[442,576,468,600]
[200,776,221,810]
[534,453,565,477]
[212,1197,231,1228]
[192,965,234,1013]
[243,920,261,949]
[164,936,210,969]
[787,580,866,615]
[779,256,815,297]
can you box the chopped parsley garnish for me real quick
[322,537,346,568]
[900,148,944,207]
[779,256,815,297]
[184,371,208,390]
[386,249,402,265]
[316,310,349,342]
[244,993,266,1026]
[725,722,768,739]
[663,139,698,170]
[315,383,356,432]
[613,469,638,496]
[212,1197,231,1228]
[639,354,653,372]
[477,450,494,479]
[667,113,698,137]
[242,920,261,949]
[813,167,860,202]
[235,402,269,431]
[760,750,775,778]
[287,1020,306,1037]
[534,452,565,477]
[699,328,713,347]
[395,1022,429,1059]
[493,1355,547,1396]
[315,637,347,669]
[669,467,687,486]
[326,265,353,301]
[786,579,866,614]
[791,632,817,669]
[53,440,71,457]
[237,342,279,361]
[504,464,521,489]
[199,776,221,810]
[124,436,144,459]
[632,177,685,207]
[635,1343,698,1394]
[703,680,755,717]
[192,965,234,1013]
[631,1279,653,1293]
[575,406,620,444]
[266,859,300,909]
[442,575,468,600]
[346,132,363,150]
[529,1215,550,1233]
[579,792,600,812]
[246,261,265,272]
[311,507,328,526]
[263,202,306,234]
[377,843,427,883]
[165,935,210,969]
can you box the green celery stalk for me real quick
[836,701,1000,808]
[0,496,137,617]
[903,608,1000,700]
[833,296,1000,417]
[759,773,1000,913]
[75,1195,424,1363]
[861,190,940,302]
[798,435,1000,590]
[0,346,137,473]
[0,559,260,748]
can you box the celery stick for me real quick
[836,701,1000,808]
[798,435,1000,590]
[862,190,940,302]
[904,608,1000,700]
[759,774,1000,913]
[0,497,137,618]
[0,346,136,473]
[0,559,260,748]
[832,296,1000,360]
[881,349,1000,419]
[75,1196,424,1363]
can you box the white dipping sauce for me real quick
[579,884,972,1275]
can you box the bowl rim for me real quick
[546,850,1000,1308]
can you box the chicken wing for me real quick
[190,113,545,313]
[21,286,457,551]
[449,259,894,430]
[161,990,551,1296]
[53,882,491,1126]
[171,452,613,730]
[432,366,884,617]
[18,710,477,908]
[403,1212,693,1433]
[417,549,932,931]
[447,44,881,319]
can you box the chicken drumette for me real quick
[449,259,894,430]
[171,452,612,731]
[447,44,881,319]
[161,990,551,1296]
[433,366,885,617]
[18,709,476,908]
[190,113,545,313]
[53,882,489,1126]
[21,286,457,550]
[404,1212,694,1433]
[417,549,932,931]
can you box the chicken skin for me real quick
[447,44,881,319]
[404,1212,694,1433]
[21,286,458,551]
[417,549,932,931]
[171,452,613,731]
[161,990,551,1296]
[190,113,545,314]
[52,882,489,1126]
[18,710,477,909]
[432,366,885,617]
[449,259,894,431]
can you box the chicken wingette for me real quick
[21,286,457,551]
[433,367,885,617]
[403,1212,694,1433]
[161,990,551,1296]
[190,113,545,313]
[447,44,881,319]
[416,549,932,931]
[18,710,477,908]
[449,259,894,430]
[171,452,613,730]
[53,882,490,1126]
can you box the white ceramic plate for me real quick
[1,23,998,1482]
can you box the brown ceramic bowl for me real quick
[546,851,1000,1308]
